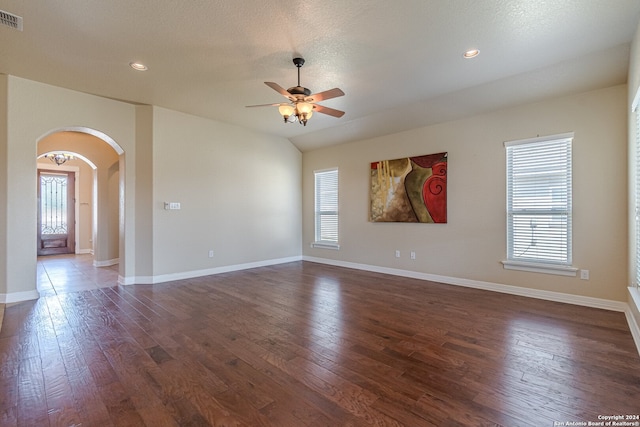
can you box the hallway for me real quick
[0,254,119,335]
[37,254,119,296]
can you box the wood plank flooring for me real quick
[1,260,639,426]
[37,254,120,296]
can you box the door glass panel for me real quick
[41,173,68,235]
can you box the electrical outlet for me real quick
[395,250,400,258]
[410,251,416,260]
[580,269,589,280]
[208,250,214,258]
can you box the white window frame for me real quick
[312,168,340,250]
[502,133,577,276]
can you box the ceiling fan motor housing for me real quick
[287,86,311,96]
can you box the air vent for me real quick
[0,10,23,31]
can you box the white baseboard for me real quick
[0,289,40,304]
[93,258,119,267]
[119,256,303,286]
[75,249,92,255]
[118,275,136,286]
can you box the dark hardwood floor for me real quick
[1,260,639,426]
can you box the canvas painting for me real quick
[370,152,447,223]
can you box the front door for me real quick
[37,170,75,256]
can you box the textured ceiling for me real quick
[0,1,639,151]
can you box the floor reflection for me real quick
[488,315,578,421]
[309,277,344,351]
[37,254,119,296]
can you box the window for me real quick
[313,168,339,249]
[503,133,576,276]
[634,87,640,289]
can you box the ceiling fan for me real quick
[246,57,345,126]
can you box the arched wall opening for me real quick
[36,129,124,273]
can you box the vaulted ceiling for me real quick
[1,1,639,151]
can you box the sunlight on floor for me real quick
[37,254,119,296]
[1,254,117,332]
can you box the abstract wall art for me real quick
[370,152,447,223]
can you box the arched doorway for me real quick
[36,128,124,279]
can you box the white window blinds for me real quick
[314,168,338,244]
[505,134,573,265]
[634,90,640,288]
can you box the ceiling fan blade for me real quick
[313,104,345,118]
[245,103,280,108]
[264,82,292,98]
[306,88,344,102]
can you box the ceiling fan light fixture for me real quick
[278,103,295,122]
[296,102,313,115]
[299,109,313,126]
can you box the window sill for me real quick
[311,242,340,250]
[630,286,640,308]
[501,260,578,277]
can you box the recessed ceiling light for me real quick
[129,62,148,71]
[463,49,480,59]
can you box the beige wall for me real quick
[0,76,7,293]
[303,85,628,302]
[76,160,94,252]
[628,20,640,325]
[134,106,154,278]
[151,107,302,277]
